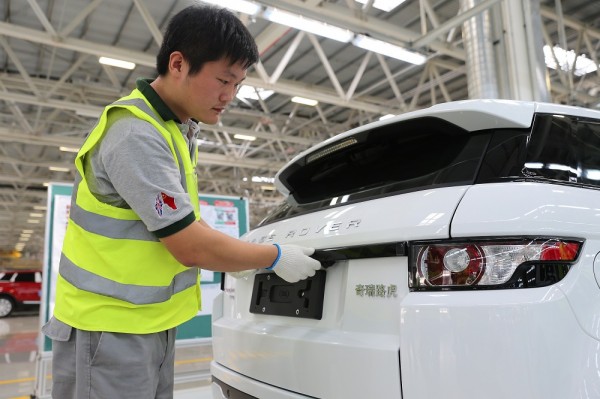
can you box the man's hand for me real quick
[270,244,321,283]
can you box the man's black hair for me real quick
[156,5,259,76]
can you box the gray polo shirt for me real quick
[83,78,198,238]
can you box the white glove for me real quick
[269,244,321,283]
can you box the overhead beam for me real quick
[197,152,283,172]
[412,0,504,48]
[0,89,318,146]
[540,5,600,41]
[0,21,155,66]
[0,187,47,199]
[0,128,285,172]
[254,0,465,60]
[0,21,398,114]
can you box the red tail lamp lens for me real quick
[417,244,485,286]
[412,239,582,289]
[540,241,580,261]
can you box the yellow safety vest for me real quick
[54,89,201,333]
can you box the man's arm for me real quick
[95,118,318,281]
[160,220,278,272]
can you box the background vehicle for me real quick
[211,100,600,399]
[0,270,42,318]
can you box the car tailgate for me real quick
[212,186,468,398]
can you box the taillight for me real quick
[409,238,582,290]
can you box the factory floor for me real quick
[0,309,213,399]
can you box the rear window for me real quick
[478,114,600,186]
[279,117,489,204]
[261,112,600,226]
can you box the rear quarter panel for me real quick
[398,181,600,399]
[451,181,600,340]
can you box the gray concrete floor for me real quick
[0,309,213,399]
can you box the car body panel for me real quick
[399,283,600,399]
[212,362,315,399]
[214,183,600,398]
[212,100,600,399]
[451,182,600,345]
[451,182,600,238]
[244,186,468,248]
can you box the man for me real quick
[42,5,321,399]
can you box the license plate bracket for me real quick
[249,270,326,320]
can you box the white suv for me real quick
[211,100,600,399]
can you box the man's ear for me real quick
[169,51,185,75]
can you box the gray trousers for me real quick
[42,317,176,399]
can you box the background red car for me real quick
[0,270,42,318]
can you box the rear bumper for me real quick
[212,317,401,398]
[211,362,314,399]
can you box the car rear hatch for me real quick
[212,101,536,398]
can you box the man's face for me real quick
[181,58,247,125]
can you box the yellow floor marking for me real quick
[0,377,34,385]
[0,358,212,393]
[175,356,212,365]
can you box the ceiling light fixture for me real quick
[59,146,80,153]
[263,7,354,43]
[252,176,275,183]
[99,56,136,70]
[291,96,319,106]
[200,0,262,16]
[212,2,427,65]
[543,45,598,76]
[233,134,257,141]
[49,166,71,172]
[355,0,407,12]
[352,34,426,65]
[236,85,274,101]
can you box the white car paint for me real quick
[212,100,600,399]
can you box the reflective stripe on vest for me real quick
[68,177,159,242]
[60,254,198,305]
